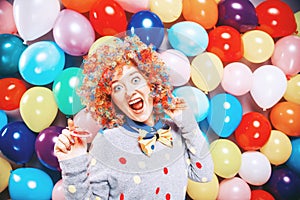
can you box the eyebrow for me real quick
[111,71,140,85]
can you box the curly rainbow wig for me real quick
[77,35,176,129]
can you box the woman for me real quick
[54,35,214,199]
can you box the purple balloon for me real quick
[35,126,64,171]
[0,121,36,164]
[218,0,258,32]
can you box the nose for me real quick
[125,82,136,97]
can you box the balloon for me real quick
[0,1,17,34]
[52,179,65,200]
[221,62,252,96]
[217,177,251,200]
[0,78,27,111]
[251,190,275,200]
[172,86,209,122]
[265,166,300,200]
[295,11,300,37]
[13,0,60,42]
[269,101,300,137]
[182,0,218,29]
[74,109,102,143]
[284,74,300,104]
[61,0,97,13]
[20,87,58,132]
[187,173,219,200]
[114,0,149,13]
[53,9,95,56]
[168,21,208,56]
[127,10,164,48]
[0,157,12,193]
[217,0,258,32]
[0,110,8,130]
[242,30,274,63]
[210,139,242,178]
[234,112,271,151]
[35,126,64,171]
[150,0,182,23]
[207,26,244,63]
[250,65,287,110]
[9,167,53,200]
[256,0,297,38]
[88,36,120,56]
[90,0,127,36]
[52,67,84,116]
[207,93,243,138]
[238,151,272,186]
[0,34,27,76]
[18,41,65,85]
[286,138,300,175]
[0,121,36,164]
[191,52,223,93]
[260,130,292,166]
[271,35,300,76]
[159,49,191,87]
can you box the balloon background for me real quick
[0,0,300,199]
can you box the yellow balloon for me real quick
[260,130,292,166]
[242,30,274,63]
[20,87,58,132]
[191,52,223,93]
[295,11,300,37]
[88,36,118,56]
[284,74,300,104]
[0,157,12,192]
[150,0,182,23]
[210,139,242,178]
[187,174,219,200]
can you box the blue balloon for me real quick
[207,93,243,137]
[0,34,27,76]
[9,167,53,200]
[286,138,300,175]
[168,21,208,56]
[0,110,8,130]
[127,10,164,48]
[172,86,209,122]
[18,41,65,85]
[0,121,36,164]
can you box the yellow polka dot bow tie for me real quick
[138,127,173,157]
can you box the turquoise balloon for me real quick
[172,86,209,122]
[52,67,84,116]
[18,41,65,85]
[9,167,53,200]
[168,21,208,56]
[207,93,243,137]
[0,34,27,76]
[0,110,7,130]
[286,138,300,175]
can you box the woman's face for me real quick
[111,65,154,125]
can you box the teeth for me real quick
[129,98,141,105]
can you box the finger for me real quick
[54,140,69,154]
[57,133,73,151]
[62,129,75,144]
[67,118,75,131]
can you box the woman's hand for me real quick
[164,98,188,120]
[54,119,88,161]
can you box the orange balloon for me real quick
[182,0,218,29]
[270,101,300,137]
[62,0,98,13]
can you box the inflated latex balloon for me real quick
[114,0,149,13]
[251,190,275,200]
[20,87,58,132]
[88,36,119,56]
[13,0,60,42]
[0,110,8,130]
[52,179,65,200]
[295,11,300,37]
[0,121,36,164]
[284,74,300,105]
[0,34,27,76]
[53,9,95,56]
[0,157,12,193]
[18,41,65,85]
[9,168,53,200]
[217,177,251,200]
[61,0,97,13]
[286,138,300,175]
[0,1,17,34]
[150,0,182,23]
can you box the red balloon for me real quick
[251,189,275,200]
[89,0,127,36]
[234,112,271,151]
[256,0,297,38]
[0,78,27,111]
[207,25,243,63]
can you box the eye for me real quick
[113,85,123,92]
[132,77,141,84]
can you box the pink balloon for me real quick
[0,1,17,34]
[52,179,65,200]
[53,9,95,56]
[114,0,149,13]
[221,62,253,96]
[271,35,300,76]
[217,177,251,200]
[74,108,102,143]
[159,49,191,87]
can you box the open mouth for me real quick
[129,98,144,112]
